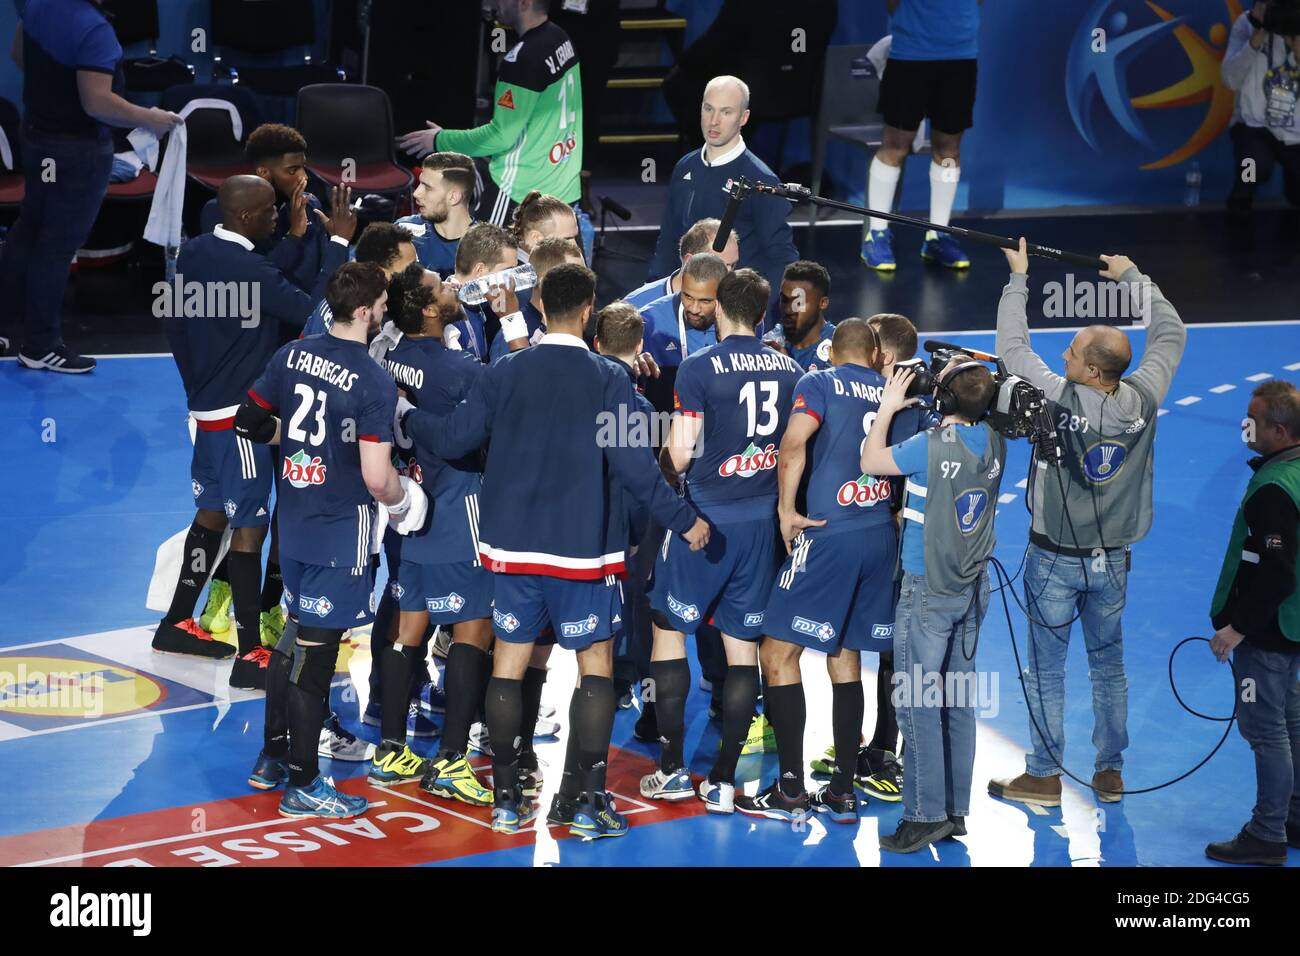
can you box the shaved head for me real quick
[1063,325,1131,388]
[218,175,278,242]
[829,317,879,369]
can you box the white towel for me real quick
[143,122,188,251]
[177,98,244,140]
[146,524,233,613]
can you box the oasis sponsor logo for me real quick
[549,134,577,165]
[718,442,777,479]
[836,474,891,507]
[283,449,327,488]
[791,617,835,643]
[560,614,600,638]
[666,593,700,623]
[50,886,151,936]
[493,609,520,633]
[428,593,466,614]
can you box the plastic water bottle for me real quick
[1184,161,1201,208]
[575,205,595,263]
[457,263,537,306]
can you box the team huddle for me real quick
[152,121,1154,852]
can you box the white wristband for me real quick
[499,311,529,342]
[386,479,412,517]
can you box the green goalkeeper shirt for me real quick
[437,20,583,205]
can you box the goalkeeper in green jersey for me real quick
[397,0,583,227]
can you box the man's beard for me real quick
[685,312,715,332]
[423,205,449,224]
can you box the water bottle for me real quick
[457,263,537,306]
[1184,161,1201,208]
[575,205,595,264]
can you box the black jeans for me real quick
[1228,122,1300,209]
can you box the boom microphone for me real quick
[714,177,751,252]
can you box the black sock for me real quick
[263,649,293,758]
[517,666,547,756]
[210,551,230,585]
[649,657,690,772]
[368,590,397,703]
[486,677,523,801]
[710,664,759,785]
[831,680,865,794]
[869,652,899,754]
[287,680,327,788]
[163,522,222,626]
[574,675,615,796]
[226,550,263,656]
[559,686,582,800]
[381,643,421,742]
[260,560,283,613]
[439,642,488,757]
[766,683,806,798]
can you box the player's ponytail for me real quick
[510,190,574,250]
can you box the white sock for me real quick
[929,160,960,230]
[867,157,902,233]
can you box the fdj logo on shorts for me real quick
[836,474,891,508]
[191,480,204,498]
[560,614,600,638]
[493,609,520,633]
[792,617,836,643]
[744,612,765,628]
[718,442,778,479]
[390,581,405,601]
[282,449,327,489]
[428,593,466,614]
[666,593,700,623]
[1083,440,1127,484]
[872,624,893,640]
[299,595,334,618]
[954,490,988,536]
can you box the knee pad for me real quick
[290,628,342,698]
[272,615,300,661]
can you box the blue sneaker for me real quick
[571,792,629,841]
[491,795,538,834]
[278,775,368,819]
[861,228,897,272]
[639,767,693,801]
[407,701,440,738]
[920,231,971,269]
[248,751,288,791]
[413,680,447,716]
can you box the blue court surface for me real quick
[2,319,1299,868]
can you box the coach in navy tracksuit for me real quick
[156,175,350,682]
[647,76,797,323]
[403,263,710,839]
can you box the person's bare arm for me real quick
[359,439,404,507]
[861,368,917,476]
[776,412,826,553]
[77,70,181,135]
[662,412,704,477]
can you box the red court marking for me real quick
[0,747,706,867]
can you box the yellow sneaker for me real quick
[367,741,429,785]
[739,713,777,755]
[198,579,232,636]
[260,606,286,648]
[419,754,493,806]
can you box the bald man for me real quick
[988,239,1186,809]
[647,76,797,329]
[155,174,351,680]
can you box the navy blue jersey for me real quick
[383,335,486,564]
[674,336,802,521]
[788,321,836,372]
[394,215,469,278]
[301,298,333,338]
[792,364,895,529]
[251,335,398,568]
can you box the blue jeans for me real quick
[0,129,113,354]
[1231,642,1300,844]
[894,570,989,823]
[1022,543,1129,777]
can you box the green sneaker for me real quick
[739,713,777,755]
[198,579,233,635]
[810,745,838,776]
[260,606,286,648]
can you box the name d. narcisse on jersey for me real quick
[709,352,801,375]
[284,347,360,391]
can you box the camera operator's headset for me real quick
[931,358,989,419]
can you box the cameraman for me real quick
[989,240,1186,807]
[861,356,1004,853]
[1222,2,1300,214]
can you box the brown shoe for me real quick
[988,772,1062,807]
[1093,769,1123,803]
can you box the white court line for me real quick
[1286,361,1300,371]
[1157,408,1169,416]
[1174,396,1201,406]
[998,493,1018,504]
[1246,373,1272,382]
[1014,478,1028,489]
[16,800,390,867]
[1209,384,1235,394]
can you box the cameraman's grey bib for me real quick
[905,423,1006,596]
[1032,379,1158,551]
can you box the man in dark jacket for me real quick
[1207,379,1300,865]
